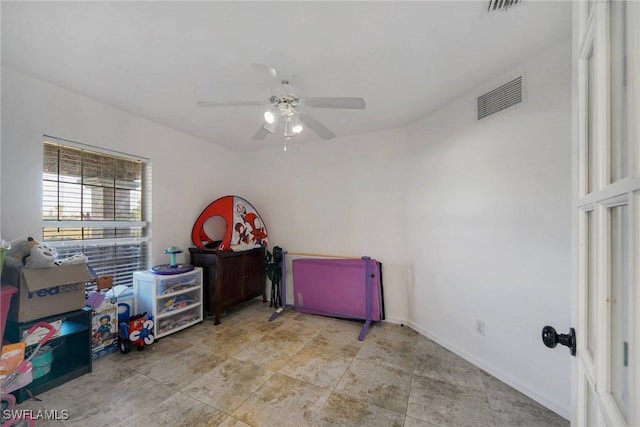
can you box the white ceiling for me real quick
[1,1,571,152]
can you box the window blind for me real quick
[42,138,150,287]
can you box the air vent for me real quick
[477,76,523,120]
[487,0,523,13]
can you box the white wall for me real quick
[0,67,239,267]
[237,128,411,323]
[404,39,572,417]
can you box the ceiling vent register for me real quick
[487,0,523,13]
[477,76,523,120]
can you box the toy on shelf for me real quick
[151,247,194,275]
[160,294,197,314]
[119,312,154,353]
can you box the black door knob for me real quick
[542,326,576,356]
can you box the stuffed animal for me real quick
[6,236,86,270]
[57,253,88,265]
[24,244,57,269]
[6,237,39,265]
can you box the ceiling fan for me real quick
[197,64,366,141]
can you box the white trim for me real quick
[598,201,629,427]
[577,175,640,207]
[43,220,147,228]
[380,315,409,326]
[43,135,150,163]
[46,237,149,247]
[633,189,640,426]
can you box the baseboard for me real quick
[381,315,409,326]
[406,320,570,421]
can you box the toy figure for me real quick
[234,222,251,246]
[243,212,268,246]
[98,315,112,335]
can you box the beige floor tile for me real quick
[35,355,136,409]
[166,321,215,344]
[415,335,457,361]
[305,328,364,358]
[314,393,405,427]
[180,357,274,413]
[335,359,412,414]
[481,374,568,427]
[413,350,485,392]
[62,373,176,427]
[232,329,310,371]
[403,415,439,427]
[283,310,336,330]
[217,415,254,427]
[116,332,192,371]
[356,336,416,373]
[232,373,331,427]
[326,317,370,335]
[407,374,495,427]
[219,299,273,324]
[141,345,226,389]
[278,344,353,389]
[198,324,262,357]
[127,391,226,427]
[368,321,419,344]
[264,316,322,342]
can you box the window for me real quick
[42,137,150,287]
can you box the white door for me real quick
[573,0,639,425]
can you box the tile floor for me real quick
[11,300,568,427]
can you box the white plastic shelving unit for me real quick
[133,267,203,339]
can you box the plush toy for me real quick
[5,236,87,270]
[6,237,40,265]
[57,253,88,265]
[24,244,57,269]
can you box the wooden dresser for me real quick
[189,246,266,324]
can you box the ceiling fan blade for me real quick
[252,125,271,140]
[251,63,283,89]
[197,101,262,107]
[299,113,336,140]
[251,63,279,79]
[304,97,366,109]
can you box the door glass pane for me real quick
[586,210,597,354]
[610,0,629,182]
[610,204,630,420]
[587,47,597,193]
[587,383,599,427]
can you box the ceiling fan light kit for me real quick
[264,108,276,124]
[197,64,366,144]
[290,115,303,134]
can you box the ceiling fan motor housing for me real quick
[277,100,296,117]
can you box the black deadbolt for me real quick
[542,326,576,357]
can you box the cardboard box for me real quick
[89,296,118,360]
[105,285,135,323]
[5,263,91,323]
